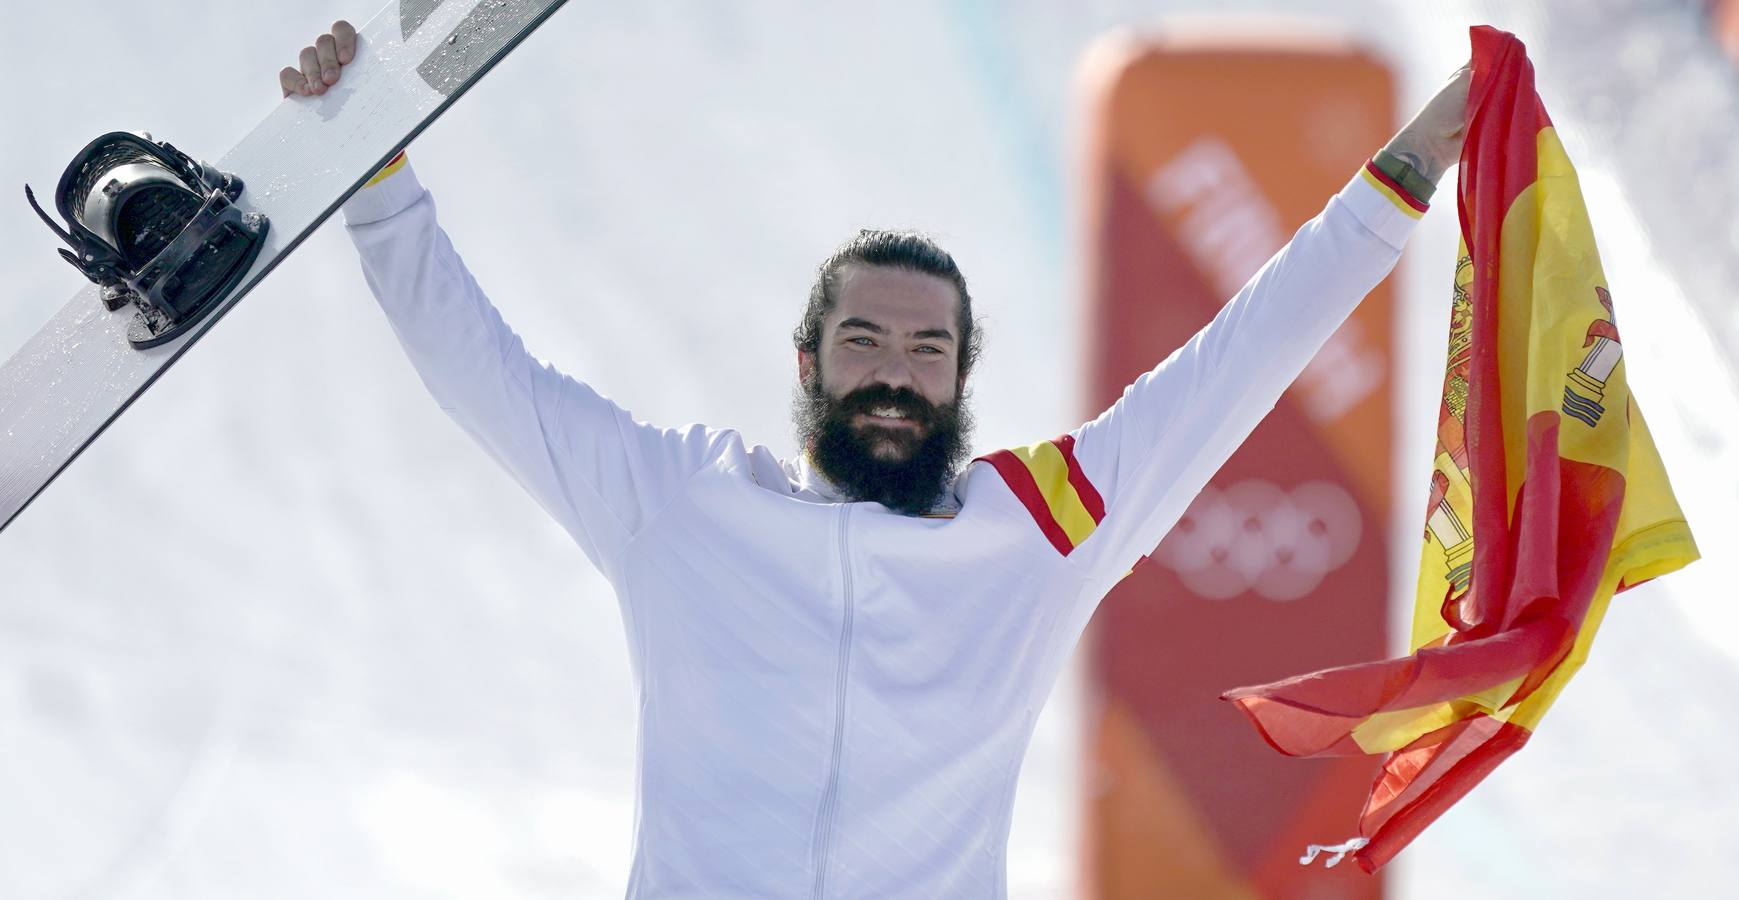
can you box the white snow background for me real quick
[1,1,1734,898]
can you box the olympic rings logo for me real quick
[1153,480,1363,601]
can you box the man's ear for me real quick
[798,348,815,386]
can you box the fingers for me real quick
[300,45,324,95]
[283,21,358,99]
[333,20,357,65]
[316,33,341,86]
[280,66,308,98]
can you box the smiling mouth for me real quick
[854,411,920,430]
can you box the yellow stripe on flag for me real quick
[1454,127,1699,733]
[1352,701,1466,755]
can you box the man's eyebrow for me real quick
[835,317,887,335]
[836,318,956,343]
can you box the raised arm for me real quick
[1067,66,1471,583]
[285,23,724,580]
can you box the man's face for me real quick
[794,264,973,514]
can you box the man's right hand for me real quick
[279,21,358,98]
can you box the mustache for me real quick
[830,384,941,424]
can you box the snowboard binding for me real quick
[25,132,269,349]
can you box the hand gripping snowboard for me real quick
[0,0,566,531]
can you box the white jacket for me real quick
[342,160,1421,898]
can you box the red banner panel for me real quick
[1078,28,1399,898]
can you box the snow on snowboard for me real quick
[0,0,566,531]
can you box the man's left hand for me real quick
[1383,64,1473,185]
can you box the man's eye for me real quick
[915,346,944,354]
[847,337,875,347]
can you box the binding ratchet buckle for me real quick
[25,132,269,349]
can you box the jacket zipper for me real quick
[811,503,855,899]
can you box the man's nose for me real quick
[870,351,917,389]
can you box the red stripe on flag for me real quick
[1054,434,1106,524]
[1220,613,1569,757]
[980,449,1076,556]
[1223,695,1368,758]
[1355,718,1531,872]
[1459,25,1558,636]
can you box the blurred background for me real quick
[1,1,1735,897]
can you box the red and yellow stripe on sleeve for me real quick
[363,150,408,187]
[1361,159,1429,219]
[979,434,1106,556]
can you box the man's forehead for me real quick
[829,264,959,331]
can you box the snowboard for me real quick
[0,0,567,531]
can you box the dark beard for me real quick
[793,374,974,516]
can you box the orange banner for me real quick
[1717,0,1739,62]
[1078,27,1399,898]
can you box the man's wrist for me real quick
[1372,146,1438,204]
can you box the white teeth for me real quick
[870,406,907,419]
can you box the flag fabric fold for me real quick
[1221,25,1700,873]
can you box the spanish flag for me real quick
[1221,26,1699,872]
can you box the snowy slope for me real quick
[0,2,1733,898]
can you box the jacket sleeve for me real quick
[1066,164,1424,584]
[342,159,722,580]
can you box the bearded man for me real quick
[287,20,1468,899]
